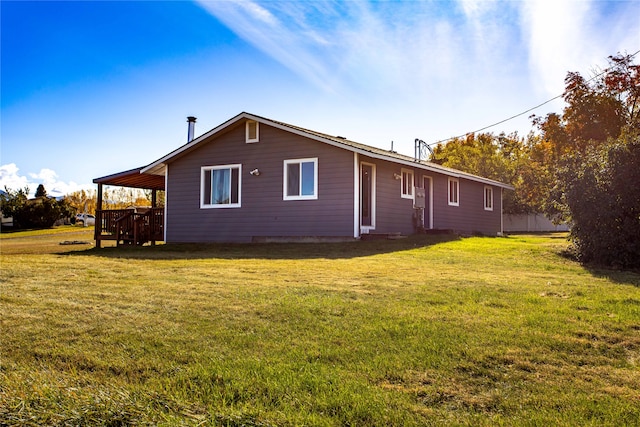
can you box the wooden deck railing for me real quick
[95,208,164,247]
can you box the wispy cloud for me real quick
[195,0,638,143]
[197,0,341,92]
[197,0,639,97]
[195,1,527,100]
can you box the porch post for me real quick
[95,183,103,248]
[150,189,158,246]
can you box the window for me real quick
[401,168,414,199]
[284,158,318,200]
[448,178,459,206]
[484,186,493,211]
[201,165,241,208]
[246,120,259,143]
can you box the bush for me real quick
[0,186,74,229]
[558,135,640,268]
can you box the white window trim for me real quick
[246,120,259,143]
[448,177,459,206]
[201,164,242,209]
[283,158,318,201]
[484,185,493,211]
[164,165,169,242]
[401,168,414,200]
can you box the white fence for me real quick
[504,214,569,233]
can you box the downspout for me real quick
[500,188,504,235]
[353,152,360,239]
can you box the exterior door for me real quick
[361,163,375,230]
[423,176,433,229]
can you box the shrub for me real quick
[558,135,640,268]
[0,186,74,229]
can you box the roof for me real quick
[121,112,512,190]
[93,167,165,190]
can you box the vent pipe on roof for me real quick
[187,116,197,142]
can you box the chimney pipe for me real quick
[187,116,197,142]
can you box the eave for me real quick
[139,112,514,190]
[93,167,165,191]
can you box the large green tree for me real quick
[532,54,638,158]
[430,132,542,214]
[554,135,640,268]
[535,53,640,267]
[431,53,639,267]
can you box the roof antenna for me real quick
[414,138,434,162]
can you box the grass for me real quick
[0,225,114,255]
[1,229,639,426]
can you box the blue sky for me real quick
[1,0,639,197]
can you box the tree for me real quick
[430,53,639,268]
[430,131,543,214]
[35,184,47,198]
[21,196,62,228]
[562,71,626,149]
[556,135,640,268]
[0,185,72,229]
[536,53,640,267]
[604,54,640,132]
[65,189,97,217]
[65,187,162,216]
[0,186,29,221]
[533,53,638,159]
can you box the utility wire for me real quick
[430,49,640,146]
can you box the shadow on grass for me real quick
[62,234,461,260]
[557,245,640,287]
[583,264,640,287]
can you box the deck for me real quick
[94,208,164,247]
[93,167,166,248]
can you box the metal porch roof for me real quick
[93,167,165,191]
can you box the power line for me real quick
[430,49,640,146]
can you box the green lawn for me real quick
[1,229,639,426]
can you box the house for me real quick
[93,112,513,246]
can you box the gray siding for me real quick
[164,119,503,242]
[360,156,416,235]
[166,121,355,243]
[358,156,503,236]
[428,173,502,235]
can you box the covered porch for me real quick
[93,167,165,248]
